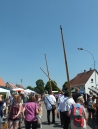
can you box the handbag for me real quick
[46,97,56,110]
[35,103,42,128]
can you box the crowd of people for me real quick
[44,88,98,129]
[0,88,98,129]
[0,91,42,129]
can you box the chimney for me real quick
[90,68,92,71]
[84,70,86,73]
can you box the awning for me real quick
[88,87,98,94]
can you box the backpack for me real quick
[72,104,84,127]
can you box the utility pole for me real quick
[44,54,52,93]
[60,25,72,97]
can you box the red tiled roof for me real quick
[0,78,6,86]
[70,70,94,87]
[8,82,16,89]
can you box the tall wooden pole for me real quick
[40,67,63,93]
[60,25,72,97]
[44,54,52,93]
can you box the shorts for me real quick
[88,108,95,113]
[9,118,20,121]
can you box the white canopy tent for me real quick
[13,88,24,92]
[24,89,36,94]
[0,88,11,98]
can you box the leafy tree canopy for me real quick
[45,80,60,92]
[34,79,45,94]
[62,81,73,92]
[62,81,68,91]
[26,86,34,91]
[36,79,45,87]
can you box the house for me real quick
[16,84,24,89]
[6,82,16,89]
[0,78,6,87]
[70,68,98,94]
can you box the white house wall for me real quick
[85,71,98,94]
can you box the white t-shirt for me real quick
[44,95,56,110]
[58,95,64,104]
[57,97,75,113]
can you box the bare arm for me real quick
[23,107,25,118]
[84,108,87,120]
[14,103,22,118]
[36,108,39,114]
[17,103,22,116]
[67,110,71,116]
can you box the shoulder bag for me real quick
[35,103,42,128]
[46,97,56,110]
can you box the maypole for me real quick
[60,25,71,97]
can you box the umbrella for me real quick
[13,88,24,92]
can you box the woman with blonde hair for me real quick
[68,96,87,129]
[8,95,22,129]
[23,96,38,129]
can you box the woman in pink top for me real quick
[23,96,38,129]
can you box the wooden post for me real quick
[40,67,63,93]
[44,54,52,93]
[60,25,72,97]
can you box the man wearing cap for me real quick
[57,90,75,129]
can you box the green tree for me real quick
[62,81,68,91]
[26,86,34,91]
[34,79,45,94]
[45,80,60,92]
[62,82,74,93]
[36,79,45,87]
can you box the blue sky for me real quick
[0,0,98,89]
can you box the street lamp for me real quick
[78,47,96,86]
[78,48,95,69]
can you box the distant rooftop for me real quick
[0,78,6,87]
[70,69,95,87]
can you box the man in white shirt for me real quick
[57,91,75,129]
[44,90,56,125]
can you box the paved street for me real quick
[21,103,94,129]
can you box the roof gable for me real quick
[7,82,16,89]
[70,70,94,87]
[16,84,24,89]
[0,78,6,87]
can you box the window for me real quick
[91,79,93,83]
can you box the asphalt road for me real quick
[21,103,95,129]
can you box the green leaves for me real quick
[45,80,60,92]
[26,86,34,91]
[34,79,45,94]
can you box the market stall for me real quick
[0,88,11,98]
